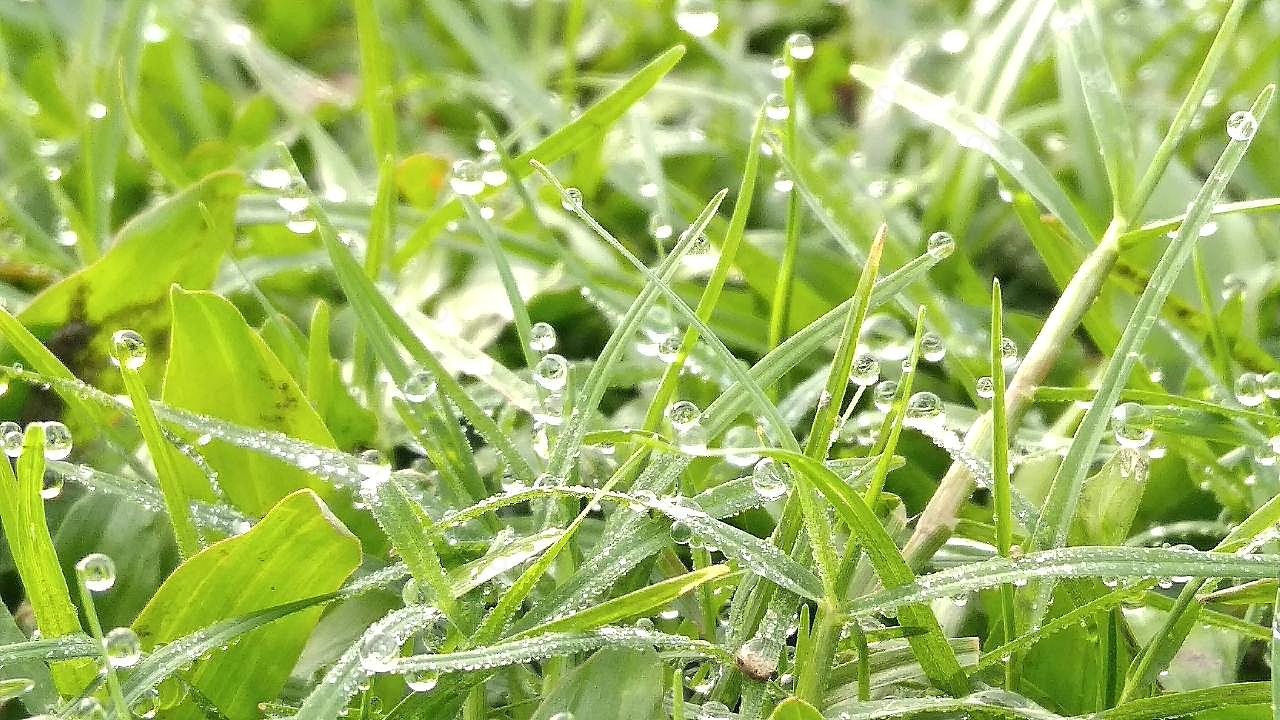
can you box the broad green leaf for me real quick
[162,288,366,533]
[5,170,240,395]
[531,648,662,720]
[848,64,1093,248]
[132,490,361,720]
[394,45,687,267]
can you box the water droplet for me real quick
[668,400,701,431]
[131,688,160,719]
[723,425,760,467]
[534,354,569,392]
[751,458,789,500]
[1000,337,1019,370]
[675,0,719,37]
[530,322,557,353]
[648,213,673,241]
[976,376,995,399]
[560,187,584,211]
[447,159,483,197]
[1235,372,1265,407]
[110,329,147,370]
[76,553,116,593]
[252,167,292,190]
[786,32,814,61]
[765,93,790,121]
[286,212,317,235]
[873,380,898,411]
[671,520,693,544]
[657,333,682,363]
[1,421,22,458]
[905,391,945,429]
[74,698,107,720]
[772,170,794,193]
[104,627,141,668]
[276,191,310,214]
[1227,110,1258,141]
[770,57,791,79]
[405,669,439,692]
[1112,403,1154,449]
[43,421,72,461]
[851,352,880,386]
[41,471,62,500]
[926,231,955,259]
[402,371,437,402]
[86,101,107,120]
[938,28,970,53]
[224,22,252,46]
[360,631,401,672]
[920,331,946,362]
[1263,372,1280,399]
[480,154,507,186]
[861,314,910,361]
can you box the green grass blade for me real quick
[849,64,1093,248]
[394,45,686,268]
[1055,0,1134,212]
[1025,84,1275,627]
[353,0,397,161]
[363,473,459,623]
[463,196,538,369]
[518,565,730,637]
[989,279,1018,688]
[1099,683,1268,720]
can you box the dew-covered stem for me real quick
[990,279,1018,690]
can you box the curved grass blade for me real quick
[826,689,1063,720]
[1098,682,1268,720]
[363,473,459,623]
[849,64,1092,248]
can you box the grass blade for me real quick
[518,566,730,637]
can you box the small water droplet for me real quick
[751,457,789,500]
[657,333,682,363]
[648,213,674,241]
[560,187,584,211]
[926,231,955,259]
[772,170,794,193]
[1227,110,1258,141]
[920,331,946,362]
[1,422,22,458]
[110,329,147,370]
[1000,337,1019,370]
[873,380,898,411]
[765,93,789,121]
[480,153,507,186]
[405,669,439,692]
[104,627,141,668]
[786,32,814,61]
[86,101,108,120]
[1112,403,1154,449]
[449,160,485,196]
[43,421,72,461]
[976,376,995,399]
[530,322,557,353]
[675,0,719,37]
[668,400,701,432]
[1235,372,1265,407]
[359,631,401,673]
[402,370,437,402]
[534,354,569,392]
[76,553,116,593]
[770,57,791,79]
[904,391,945,429]
[850,352,880,386]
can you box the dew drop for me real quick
[904,391,945,429]
[1227,110,1258,142]
[131,689,160,719]
[43,421,72,461]
[770,57,791,79]
[41,471,63,500]
[873,380,898,411]
[104,627,142,668]
[76,553,116,593]
[1235,372,1265,407]
[668,400,701,432]
[359,631,401,673]
[920,331,946,362]
[480,153,507,186]
[675,0,719,37]
[560,187,584,211]
[1111,403,1154,449]
[772,170,794,193]
[648,213,674,241]
[976,376,995,399]
[110,329,147,371]
[534,354,569,392]
[657,333,682,363]
[850,352,880,386]
[74,698,107,720]
[86,101,107,120]
[1,421,22,458]
[786,32,814,61]
[530,322,557,353]
[723,425,760,467]
[1264,372,1280,399]
[765,93,790,121]
[1000,337,1019,370]
[286,213,317,235]
[926,231,955,259]
[402,371,437,402]
[449,160,485,196]
[751,458,789,500]
[405,669,440,692]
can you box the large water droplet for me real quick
[751,458,789,500]
[873,380,898,411]
[405,669,440,692]
[668,400,701,431]
[402,371,437,402]
[850,352,880,386]
[1112,403,1154,449]
[976,376,995,399]
[43,421,72,461]
[534,354,569,392]
[1000,337,1019,370]
[480,153,507,186]
[41,470,63,500]
[76,553,116,593]
[904,391,945,429]
[529,322,557,353]
[359,631,401,672]
[765,93,789,121]
[785,32,814,61]
[1263,371,1280,399]
[926,231,955,259]
[920,331,946,362]
[1235,372,1265,407]
[675,0,719,37]
[1,421,22,458]
[104,627,141,668]
[449,160,484,196]
[131,689,160,719]
[1227,110,1258,142]
[110,329,147,371]
[723,425,760,468]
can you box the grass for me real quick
[1,1,1280,719]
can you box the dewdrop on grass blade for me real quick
[921,331,946,362]
[751,457,789,500]
[529,322,557,353]
[449,159,484,196]
[402,370,437,402]
[765,93,789,121]
[785,32,814,60]
[926,231,955,259]
[76,553,116,593]
[104,627,141,668]
[976,376,995,399]
[675,0,719,36]
[1111,403,1154,450]
[904,392,945,430]
[667,400,701,431]
[534,354,569,392]
[851,352,880,386]
[43,422,72,461]
[109,329,147,370]
[1227,110,1259,141]
[1,422,21,458]
[1235,373,1265,407]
